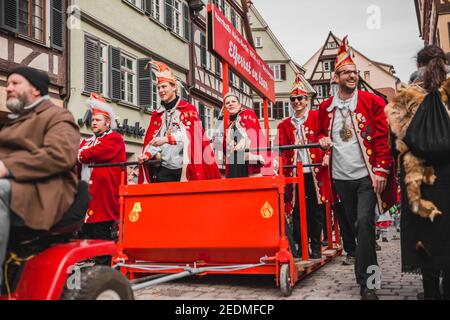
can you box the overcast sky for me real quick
[254,0,424,83]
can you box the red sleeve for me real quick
[317,101,330,141]
[79,133,125,164]
[371,95,393,174]
[276,122,290,168]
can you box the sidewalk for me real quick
[135,229,422,300]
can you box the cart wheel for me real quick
[279,264,293,297]
[61,266,134,300]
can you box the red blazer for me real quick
[276,110,332,213]
[317,90,398,212]
[78,130,126,223]
[139,99,221,183]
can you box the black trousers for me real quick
[154,166,183,183]
[334,176,378,286]
[292,173,324,253]
[333,201,357,256]
[421,268,450,300]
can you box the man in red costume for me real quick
[138,61,220,182]
[276,75,330,259]
[317,36,397,300]
[78,93,126,262]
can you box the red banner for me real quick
[207,4,275,103]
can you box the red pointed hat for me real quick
[335,36,356,72]
[87,93,117,129]
[147,61,177,85]
[290,74,308,97]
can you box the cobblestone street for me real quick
[135,230,423,300]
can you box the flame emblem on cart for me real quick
[261,201,274,219]
[129,202,142,223]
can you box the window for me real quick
[198,102,214,138]
[315,85,323,98]
[99,43,109,97]
[213,0,225,14]
[126,0,144,10]
[18,0,45,42]
[364,71,371,83]
[206,52,213,71]
[230,72,239,88]
[326,41,338,49]
[255,36,263,48]
[173,0,182,36]
[231,9,238,29]
[273,101,284,120]
[253,101,273,119]
[120,54,136,104]
[270,65,281,81]
[215,59,222,77]
[84,36,109,95]
[284,101,292,118]
[151,0,162,21]
[270,64,286,81]
[324,60,333,72]
[253,102,261,119]
[200,33,207,67]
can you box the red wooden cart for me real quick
[113,148,343,297]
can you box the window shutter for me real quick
[109,46,122,102]
[138,58,152,111]
[199,103,206,128]
[144,0,152,16]
[182,3,190,41]
[50,0,64,50]
[0,0,18,33]
[165,0,173,29]
[200,33,207,67]
[84,36,100,94]
[280,64,286,81]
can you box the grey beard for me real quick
[6,98,26,114]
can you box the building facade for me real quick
[415,0,450,52]
[248,4,315,136]
[189,0,253,140]
[303,32,400,107]
[0,0,67,122]
[68,0,192,159]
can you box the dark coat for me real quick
[0,99,81,230]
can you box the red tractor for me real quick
[0,181,133,300]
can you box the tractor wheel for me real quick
[279,264,293,297]
[61,266,134,300]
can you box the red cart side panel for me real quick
[121,177,282,264]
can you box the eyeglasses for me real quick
[337,70,360,77]
[290,96,305,102]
